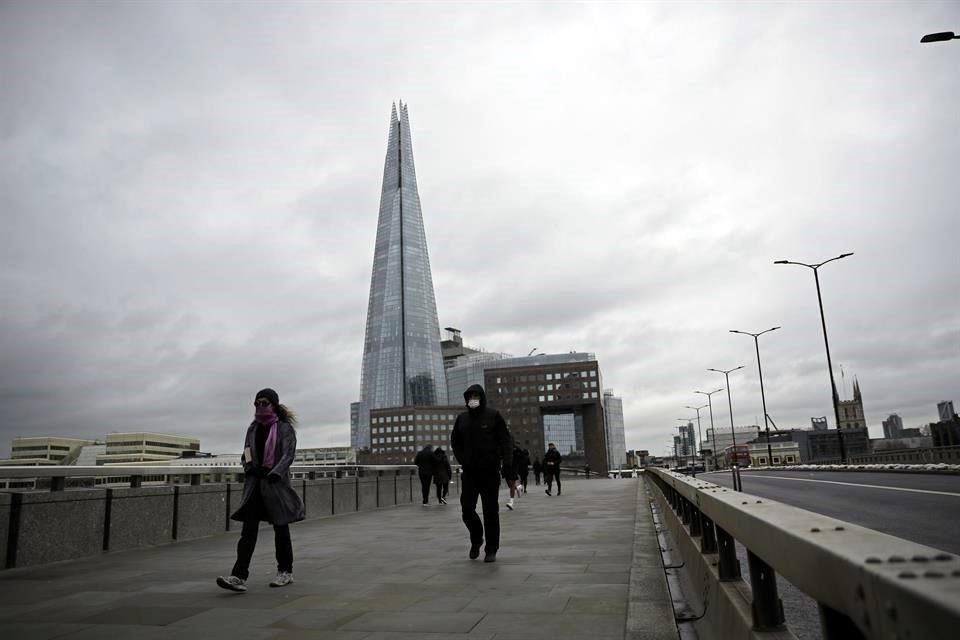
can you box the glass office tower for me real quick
[355,102,448,449]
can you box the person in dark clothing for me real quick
[451,384,517,563]
[515,447,531,494]
[414,445,435,506]
[532,458,543,485]
[218,388,305,592]
[543,442,562,496]
[433,447,452,504]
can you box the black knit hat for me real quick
[255,388,280,406]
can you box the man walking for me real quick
[451,384,516,563]
[414,445,434,506]
[543,442,562,496]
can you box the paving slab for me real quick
[0,476,678,638]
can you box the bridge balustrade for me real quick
[646,468,960,639]
[0,464,443,570]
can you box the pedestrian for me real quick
[543,442,562,496]
[504,446,520,511]
[217,388,305,592]
[515,447,531,494]
[451,384,517,563]
[415,444,434,506]
[532,457,542,485]
[433,446,452,504]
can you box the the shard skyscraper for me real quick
[353,102,448,449]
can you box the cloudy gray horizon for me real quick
[1,1,958,458]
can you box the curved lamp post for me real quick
[775,253,853,462]
[730,327,780,467]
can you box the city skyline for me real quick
[0,3,958,455]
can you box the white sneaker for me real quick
[216,575,247,592]
[269,571,294,588]
[506,497,514,510]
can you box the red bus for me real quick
[722,444,751,469]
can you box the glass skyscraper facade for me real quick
[355,102,448,449]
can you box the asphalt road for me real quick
[699,469,960,554]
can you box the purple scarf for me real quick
[255,406,280,468]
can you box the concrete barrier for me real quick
[0,493,10,567]
[174,485,228,541]
[14,489,107,567]
[108,486,175,552]
[358,477,378,511]
[1,465,435,570]
[333,477,357,514]
[303,479,333,519]
[377,473,397,507]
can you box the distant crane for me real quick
[527,347,537,356]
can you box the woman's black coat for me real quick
[230,421,305,526]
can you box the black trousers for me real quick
[435,479,449,500]
[419,471,433,504]
[231,486,293,580]
[546,469,562,494]
[460,469,501,553]
[519,470,529,492]
[534,470,541,485]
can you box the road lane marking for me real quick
[738,474,960,498]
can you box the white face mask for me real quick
[467,398,480,409]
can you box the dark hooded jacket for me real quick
[432,447,452,484]
[451,384,516,481]
[414,445,434,475]
[231,420,305,526]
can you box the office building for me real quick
[603,390,627,470]
[938,401,956,423]
[1,436,99,466]
[706,426,762,457]
[355,102,448,449]
[366,405,461,465]
[882,414,904,439]
[483,359,610,474]
[96,432,200,465]
[445,350,595,407]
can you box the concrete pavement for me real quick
[0,476,679,640]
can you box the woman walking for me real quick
[217,388,305,592]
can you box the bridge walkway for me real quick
[0,477,678,640]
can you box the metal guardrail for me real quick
[804,445,960,467]
[0,464,422,491]
[647,467,960,639]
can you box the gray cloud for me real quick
[1,1,958,458]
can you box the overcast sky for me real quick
[1,1,958,457]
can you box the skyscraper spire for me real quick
[354,104,448,449]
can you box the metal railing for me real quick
[646,467,960,638]
[0,464,423,491]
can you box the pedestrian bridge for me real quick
[0,467,958,639]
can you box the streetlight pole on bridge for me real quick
[685,403,708,473]
[694,388,723,470]
[775,253,853,462]
[708,366,744,484]
[730,326,780,467]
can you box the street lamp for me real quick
[685,404,708,471]
[730,327,780,467]
[694,388,723,470]
[676,418,696,475]
[775,253,853,462]
[921,31,958,43]
[708,366,744,482]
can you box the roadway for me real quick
[699,469,960,554]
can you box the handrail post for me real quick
[689,505,702,536]
[748,550,785,630]
[700,513,717,554]
[50,476,65,492]
[716,525,740,580]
